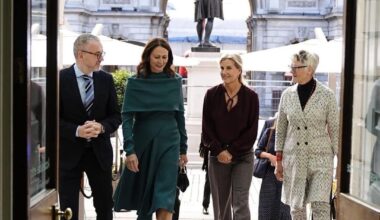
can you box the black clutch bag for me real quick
[253,158,269,178]
[177,166,190,192]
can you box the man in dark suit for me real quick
[59,33,121,220]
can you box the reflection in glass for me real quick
[30,79,48,197]
[350,0,380,209]
[365,79,380,205]
[30,0,49,200]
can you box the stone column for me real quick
[185,51,222,164]
[186,52,222,120]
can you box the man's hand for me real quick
[85,120,103,135]
[78,120,103,139]
[217,150,232,164]
[78,122,97,139]
[125,154,139,173]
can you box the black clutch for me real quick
[177,166,190,192]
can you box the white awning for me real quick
[32,30,199,67]
[241,38,343,73]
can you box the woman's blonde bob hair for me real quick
[219,53,245,84]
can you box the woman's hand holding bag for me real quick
[177,166,190,192]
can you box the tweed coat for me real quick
[275,80,339,209]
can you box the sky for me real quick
[167,0,251,19]
[166,0,251,38]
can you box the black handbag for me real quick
[253,128,274,178]
[177,166,190,192]
[253,157,270,178]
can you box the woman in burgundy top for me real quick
[202,53,259,220]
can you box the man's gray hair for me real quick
[291,50,319,73]
[73,34,101,58]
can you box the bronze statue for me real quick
[194,0,224,47]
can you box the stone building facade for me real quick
[245,0,344,117]
[63,0,343,50]
[63,0,344,118]
[248,0,344,51]
[64,0,169,42]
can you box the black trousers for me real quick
[172,188,181,220]
[59,148,113,220]
[203,170,211,209]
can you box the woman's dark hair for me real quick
[137,37,175,78]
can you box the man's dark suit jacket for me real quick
[59,65,121,171]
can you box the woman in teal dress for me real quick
[113,38,188,220]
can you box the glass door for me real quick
[338,0,380,219]
[12,0,68,219]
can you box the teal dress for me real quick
[113,73,188,219]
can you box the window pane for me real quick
[30,0,50,202]
[350,0,380,207]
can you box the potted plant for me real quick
[111,69,133,184]
[112,69,133,111]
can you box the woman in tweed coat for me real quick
[274,50,339,220]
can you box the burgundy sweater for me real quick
[202,84,259,158]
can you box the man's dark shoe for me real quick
[203,207,209,215]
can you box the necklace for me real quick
[224,83,242,111]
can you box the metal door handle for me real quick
[55,207,72,220]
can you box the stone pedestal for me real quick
[185,51,222,163]
[186,51,222,120]
[191,46,220,53]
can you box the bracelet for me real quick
[276,154,283,161]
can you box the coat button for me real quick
[305,126,307,130]
[297,127,300,130]
[297,142,300,145]
[305,142,308,145]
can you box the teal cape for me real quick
[123,75,185,113]
[114,73,187,218]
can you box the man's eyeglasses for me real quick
[81,50,106,60]
[289,65,307,71]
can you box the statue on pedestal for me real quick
[194,0,224,47]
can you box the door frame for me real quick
[12,0,60,219]
[0,0,13,219]
[338,0,380,219]
[13,0,30,216]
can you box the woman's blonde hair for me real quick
[219,53,245,84]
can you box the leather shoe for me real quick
[203,207,209,215]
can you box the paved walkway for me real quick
[82,165,262,220]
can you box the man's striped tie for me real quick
[82,75,94,115]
